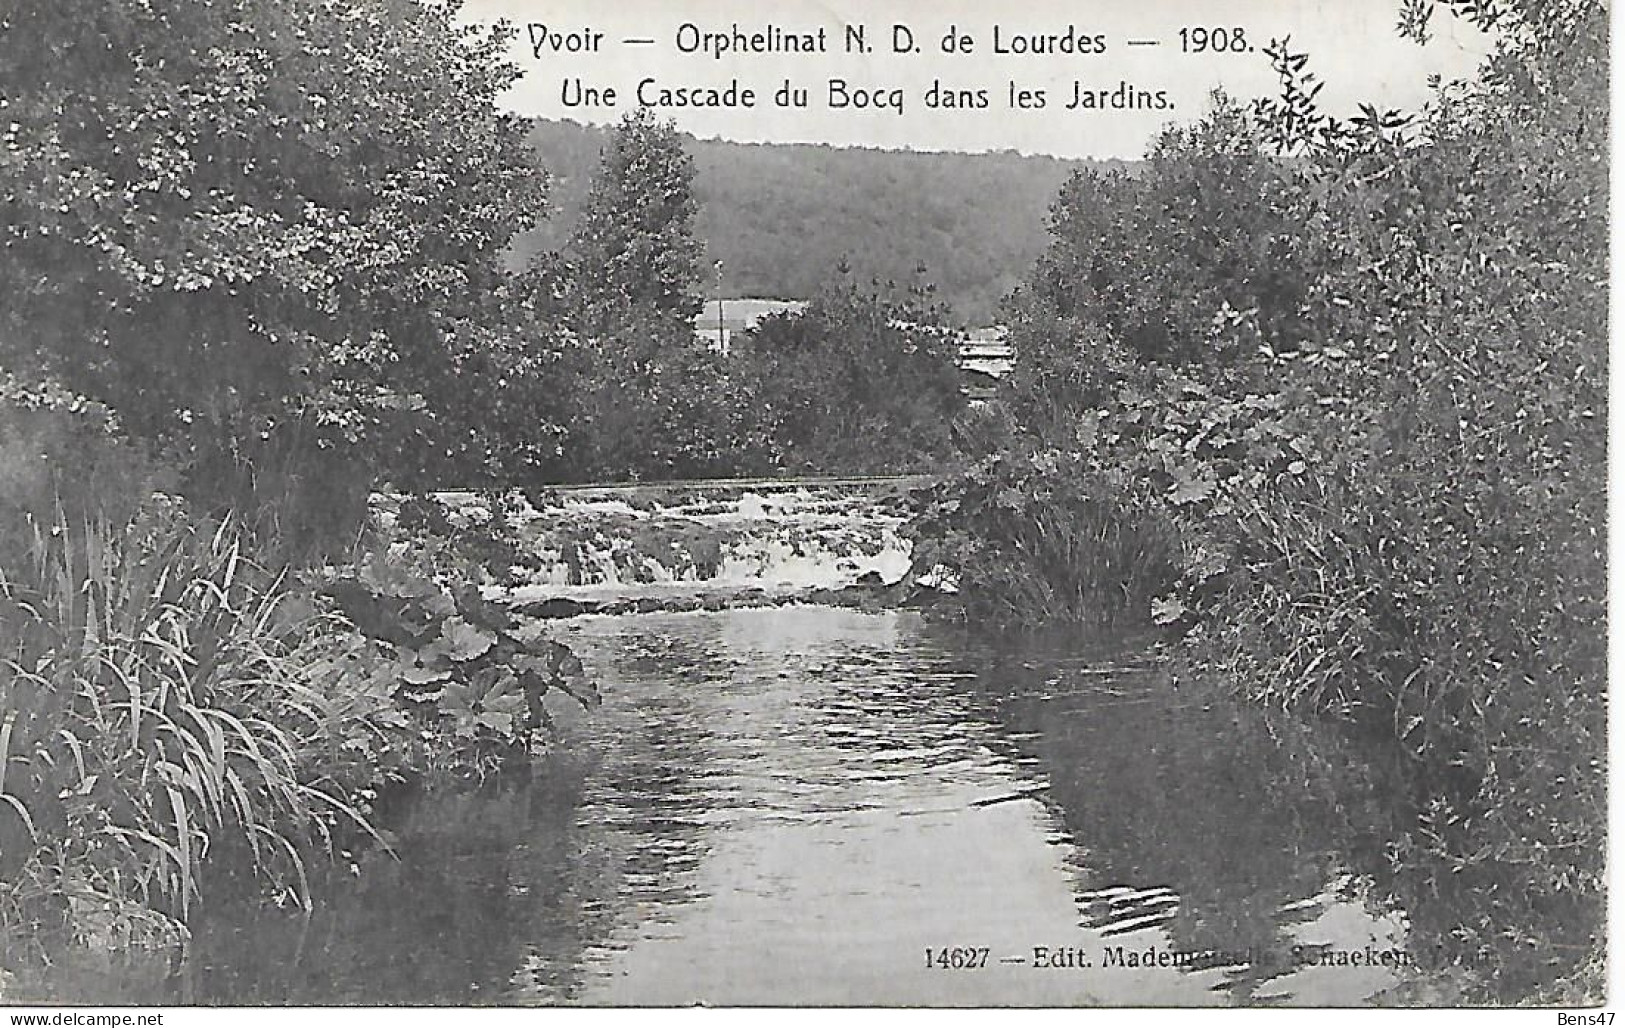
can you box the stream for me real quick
[12,485,1430,1006]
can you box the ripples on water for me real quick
[15,607,1422,1006]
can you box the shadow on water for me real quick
[10,607,1454,1006]
[936,623,1424,1004]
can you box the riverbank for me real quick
[0,489,600,968]
[3,606,1445,1006]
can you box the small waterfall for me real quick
[422,482,922,613]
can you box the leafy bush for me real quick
[319,554,600,780]
[383,492,548,590]
[549,317,767,483]
[733,272,968,474]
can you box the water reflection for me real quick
[951,627,1416,1004]
[10,607,1425,1006]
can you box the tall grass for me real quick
[0,499,373,946]
[908,452,1179,628]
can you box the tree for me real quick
[1004,93,1306,419]
[0,0,549,538]
[562,108,705,336]
[543,109,744,482]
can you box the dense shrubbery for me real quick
[909,451,1176,627]
[915,0,1605,1000]
[544,314,764,483]
[732,272,969,474]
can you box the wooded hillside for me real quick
[513,119,1133,324]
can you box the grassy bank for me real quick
[0,478,597,957]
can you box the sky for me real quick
[461,0,1497,159]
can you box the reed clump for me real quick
[0,500,390,946]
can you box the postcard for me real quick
[0,0,1607,1015]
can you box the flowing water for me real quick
[10,485,1431,1006]
[402,483,919,608]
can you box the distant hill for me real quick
[511,119,1135,325]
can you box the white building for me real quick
[694,298,806,354]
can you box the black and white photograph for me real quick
[0,0,1609,1013]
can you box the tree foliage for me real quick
[0,0,549,530]
[732,270,968,474]
[516,119,1115,325]
[1044,99,1306,360]
[561,108,705,336]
